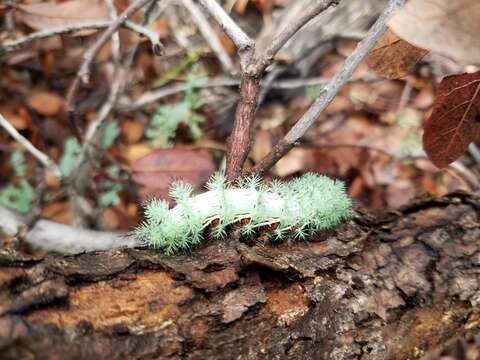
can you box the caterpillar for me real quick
[135,172,353,255]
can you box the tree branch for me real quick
[0,113,61,178]
[223,0,339,181]
[0,205,137,254]
[197,0,254,70]
[252,0,338,74]
[251,0,406,176]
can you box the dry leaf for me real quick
[389,0,480,64]
[423,71,480,168]
[27,91,64,116]
[367,29,428,79]
[16,0,109,31]
[131,148,215,200]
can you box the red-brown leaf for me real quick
[131,148,215,200]
[423,71,480,168]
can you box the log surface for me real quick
[0,193,479,359]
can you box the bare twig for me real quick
[198,0,254,69]
[118,75,334,111]
[0,113,61,178]
[252,0,338,74]
[251,0,406,176]
[0,204,137,254]
[181,0,234,73]
[0,20,161,54]
[65,0,158,113]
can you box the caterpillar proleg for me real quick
[135,173,352,254]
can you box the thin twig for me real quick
[198,0,254,69]
[252,0,338,74]
[181,0,234,73]
[0,113,61,178]
[118,75,335,111]
[65,0,158,113]
[251,0,406,176]
[0,20,161,54]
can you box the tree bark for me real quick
[0,192,479,359]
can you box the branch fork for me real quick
[198,0,405,181]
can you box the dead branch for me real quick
[0,205,137,253]
[198,0,254,70]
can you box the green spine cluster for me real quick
[135,173,352,255]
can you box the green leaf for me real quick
[0,151,35,213]
[146,72,208,148]
[98,185,121,208]
[101,121,120,149]
[59,137,80,178]
[10,150,27,177]
[0,180,35,213]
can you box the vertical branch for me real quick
[225,75,261,181]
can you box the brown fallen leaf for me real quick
[367,29,428,79]
[131,148,215,200]
[27,91,64,116]
[388,0,480,64]
[423,71,480,168]
[16,0,109,31]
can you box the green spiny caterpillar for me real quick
[135,173,353,255]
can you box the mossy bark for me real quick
[0,192,479,359]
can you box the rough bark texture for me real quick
[226,75,261,182]
[0,192,479,359]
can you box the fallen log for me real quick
[0,192,479,359]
